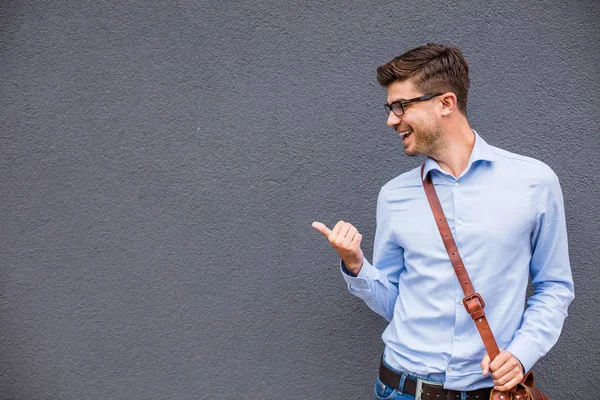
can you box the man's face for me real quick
[385,79,445,157]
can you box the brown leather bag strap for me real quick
[421,165,501,360]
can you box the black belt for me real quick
[379,359,492,400]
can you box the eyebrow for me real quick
[388,96,414,102]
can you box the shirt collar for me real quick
[422,130,497,181]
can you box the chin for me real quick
[404,148,419,156]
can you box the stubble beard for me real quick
[404,121,446,158]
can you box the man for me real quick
[312,43,574,400]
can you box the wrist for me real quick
[345,261,363,276]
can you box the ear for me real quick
[439,93,458,116]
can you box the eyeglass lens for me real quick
[385,103,404,116]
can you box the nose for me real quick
[386,111,401,128]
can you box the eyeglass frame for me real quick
[384,93,444,117]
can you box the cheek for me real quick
[405,115,425,131]
[401,113,419,127]
[404,109,429,125]
[412,113,439,131]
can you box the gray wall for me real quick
[1,1,598,399]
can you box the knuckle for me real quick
[517,372,524,380]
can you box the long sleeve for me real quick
[506,169,575,372]
[340,188,405,322]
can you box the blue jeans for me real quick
[374,360,456,400]
[374,375,472,400]
[373,377,415,400]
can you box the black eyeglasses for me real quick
[384,93,444,117]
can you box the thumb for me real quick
[481,353,490,375]
[312,221,332,237]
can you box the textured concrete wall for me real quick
[1,1,598,398]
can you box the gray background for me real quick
[1,0,598,399]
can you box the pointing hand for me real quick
[312,220,364,275]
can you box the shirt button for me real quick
[453,336,461,342]
[457,299,463,305]
[454,182,459,187]
[447,367,453,372]
[457,220,463,225]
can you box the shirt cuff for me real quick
[506,334,543,373]
[340,258,379,289]
[340,259,358,277]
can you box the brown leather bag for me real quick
[421,166,551,400]
[490,371,550,400]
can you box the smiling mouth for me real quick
[399,130,412,140]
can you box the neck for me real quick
[430,121,475,178]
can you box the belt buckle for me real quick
[415,377,443,400]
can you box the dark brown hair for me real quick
[377,43,470,114]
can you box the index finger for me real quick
[480,353,490,375]
[489,350,511,372]
[312,221,332,237]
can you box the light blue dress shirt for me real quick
[342,131,574,391]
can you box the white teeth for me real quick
[399,130,411,137]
